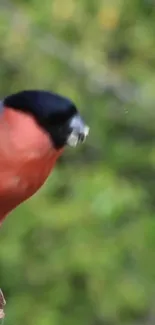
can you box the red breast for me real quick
[0,108,63,222]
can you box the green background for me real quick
[1,0,155,324]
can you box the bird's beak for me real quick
[67,114,89,147]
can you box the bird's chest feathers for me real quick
[0,145,59,199]
[7,151,56,193]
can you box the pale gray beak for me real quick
[67,114,89,147]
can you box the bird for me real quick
[0,89,89,318]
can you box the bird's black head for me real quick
[4,90,89,149]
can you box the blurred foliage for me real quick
[0,0,155,324]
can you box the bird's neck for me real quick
[2,107,64,159]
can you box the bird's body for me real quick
[0,90,89,224]
[0,107,63,223]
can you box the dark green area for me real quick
[0,0,155,324]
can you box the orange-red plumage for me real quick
[0,107,63,223]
